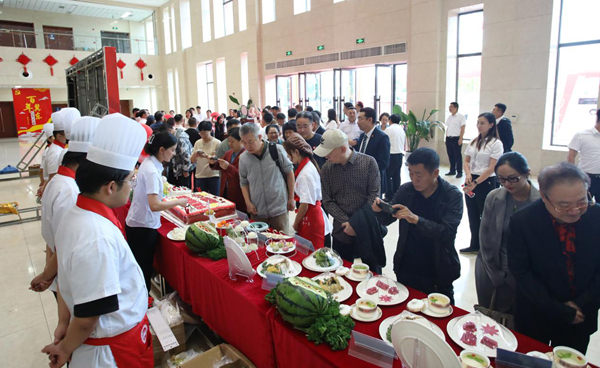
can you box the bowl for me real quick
[460,350,490,368]
[355,298,378,319]
[351,263,370,279]
[553,346,587,368]
[427,293,451,314]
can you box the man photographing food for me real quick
[372,148,463,303]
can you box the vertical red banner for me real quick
[12,88,53,137]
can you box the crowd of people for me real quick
[28,98,600,365]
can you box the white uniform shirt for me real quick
[41,148,50,181]
[446,113,466,137]
[56,204,147,367]
[339,119,362,141]
[568,127,600,174]
[464,138,504,176]
[295,161,332,235]
[126,156,164,229]
[40,170,79,292]
[385,124,406,154]
[45,143,66,176]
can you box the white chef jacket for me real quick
[385,124,406,154]
[40,168,79,292]
[41,148,50,181]
[126,155,164,229]
[464,138,504,176]
[45,142,66,176]
[339,119,362,141]
[445,113,466,137]
[55,201,147,367]
[568,127,600,174]
[295,161,332,235]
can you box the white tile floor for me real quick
[0,137,598,367]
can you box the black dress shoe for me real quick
[456,173,463,178]
[459,247,479,254]
[445,171,456,176]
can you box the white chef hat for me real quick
[51,112,65,131]
[87,113,147,171]
[60,108,81,140]
[42,123,54,137]
[68,116,101,153]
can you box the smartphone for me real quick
[379,201,399,214]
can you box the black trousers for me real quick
[385,153,403,199]
[465,175,497,251]
[125,225,159,292]
[332,237,382,275]
[589,174,600,201]
[445,137,463,174]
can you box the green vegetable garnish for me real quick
[465,354,486,364]
[305,300,355,351]
[556,351,572,359]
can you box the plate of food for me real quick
[302,247,343,272]
[356,276,409,306]
[420,293,454,318]
[167,226,189,241]
[379,311,445,346]
[266,239,296,254]
[446,311,518,358]
[257,255,302,278]
[263,231,293,240]
[247,222,269,232]
[312,273,352,302]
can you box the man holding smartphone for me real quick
[372,148,463,303]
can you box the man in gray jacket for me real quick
[239,123,295,232]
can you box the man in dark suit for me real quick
[357,107,390,197]
[492,103,514,152]
[508,162,600,354]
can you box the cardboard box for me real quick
[152,320,186,367]
[180,344,256,368]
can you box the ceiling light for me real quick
[121,11,132,18]
[15,86,22,88]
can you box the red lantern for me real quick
[116,58,126,79]
[43,54,58,76]
[135,58,147,81]
[17,53,31,73]
[69,56,79,66]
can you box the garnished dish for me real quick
[428,293,451,314]
[349,298,382,322]
[379,311,445,346]
[446,312,518,358]
[302,248,343,272]
[266,239,296,254]
[312,273,352,303]
[257,255,302,278]
[166,226,189,241]
[553,346,588,368]
[356,276,409,306]
[460,350,490,368]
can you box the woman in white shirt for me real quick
[325,109,339,130]
[384,113,406,200]
[379,112,390,131]
[284,133,331,249]
[126,131,187,291]
[461,112,504,254]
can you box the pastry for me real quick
[481,336,498,349]
[388,286,399,295]
[463,321,477,332]
[461,331,477,346]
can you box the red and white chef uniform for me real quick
[43,112,68,180]
[54,113,152,367]
[40,122,55,183]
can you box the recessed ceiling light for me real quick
[121,11,132,18]
[15,86,22,88]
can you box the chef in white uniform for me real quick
[31,117,101,295]
[39,122,55,186]
[42,113,153,368]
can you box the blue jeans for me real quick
[195,177,220,195]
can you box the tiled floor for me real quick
[0,137,598,367]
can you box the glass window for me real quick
[163,8,172,54]
[550,0,600,146]
[213,0,224,39]
[262,0,276,24]
[224,0,234,36]
[174,68,181,114]
[241,52,249,104]
[394,64,408,113]
[202,0,212,42]
[294,0,311,15]
[145,17,156,55]
[167,69,175,111]
[170,5,177,52]
[458,11,483,55]
[216,58,227,113]
[239,0,247,31]
[333,0,344,3]
[180,0,192,49]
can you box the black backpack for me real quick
[268,142,287,184]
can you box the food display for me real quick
[553,346,588,368]
[312,273,352,302]
[315,276,344,294]
[447,312,518,358]
[480,336,498,349]
[407,299,426,313]
[266,239,296,254]
[355,298,378,319]
[302,248,343,272]
[163,192,236,224]
[461,331,477,346]
[350,263,370,280]
[167,186,192,197]
[356,276,409,306]
[428,293,451,314]
[185,222,226,260]
[460,350,490,368]
[335,266,349,277]
[166,226,189,241]
[463,321,477,332]
[257,255,302,278]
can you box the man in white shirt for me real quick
[567,109,600,200]
[445,102,466,178]
[384,113,406,200]
[194,105,207,123]
[339,107,361,147]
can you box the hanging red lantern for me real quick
[116,58,126,79]
[17,53,31,74]
[135,58,147,81]
[69,56,79,66]
[43,54,58,76]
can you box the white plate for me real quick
[349,305,383,323]
[356,277,409,306]
[247,222,269,232]
[166,226,188,241]
[266,242,296,255]
[446,312,518,358]
[379,312,445,346]
[392,320,462,368]
[263,232,293,240]
[257,256,302,279]
[345,271,374,282]
[312,273,353,303]
[224,237,255,280]
[420,298,454,318]
[302,253,343,273]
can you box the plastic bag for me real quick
[154,292,183,327]
[214,355,234,368]
[167,349,200,368]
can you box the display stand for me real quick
[261,273,285,291]
[348,331,396,368]
[293,234,314,254]
[224,237,256,283]
[495,349,552,368]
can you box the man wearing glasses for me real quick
[508,162,600,354]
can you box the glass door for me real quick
[305,73,321,112]
[276,76,293,112]
[298,73,306,108]
[320,70,335,115]
[333,69,342,117]
[375,65,393,116]
[340,69,356,120]
[393,64,408,113]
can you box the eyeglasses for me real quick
[498,175,521,184]
[543,192,596,213]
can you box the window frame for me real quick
[454,9,483,103]
[294,0,311,15]
[223,0,234,36]
[180,0,192,49]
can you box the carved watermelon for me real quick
[185,222,223,254]
[274,277,330,328]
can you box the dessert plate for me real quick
[349,305,383,322]
[420,298,454,318]
[446,312,518,358]
[355,277,409,306]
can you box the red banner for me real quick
[12,88,53,137]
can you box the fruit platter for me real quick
[379,310,445,346]
[257,255,302,278]
[266,238,296,255]
[302,247,343,272]
[356,275,409,306]
[446,311,518,358]
[311,273,352,302]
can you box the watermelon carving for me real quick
[185,222,223,254]
[273,277,330,328]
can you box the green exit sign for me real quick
[356,38,365,44]
[286,51,292,56]
[112,27,118,30]
[317,45,324,51]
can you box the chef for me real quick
[42,113,152,368]
[38,122,55,189]
[30,117,101,295]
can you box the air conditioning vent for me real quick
[305,53,340,65]
[384,43,407,55]
[340,46,382,60]
[277,58,305,69]
[265,62,277,70]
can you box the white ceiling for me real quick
[1,0,155,22]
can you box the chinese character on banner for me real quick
[12,88,53,137]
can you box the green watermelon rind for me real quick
[274,277,330,328]
[185,222,223,254]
